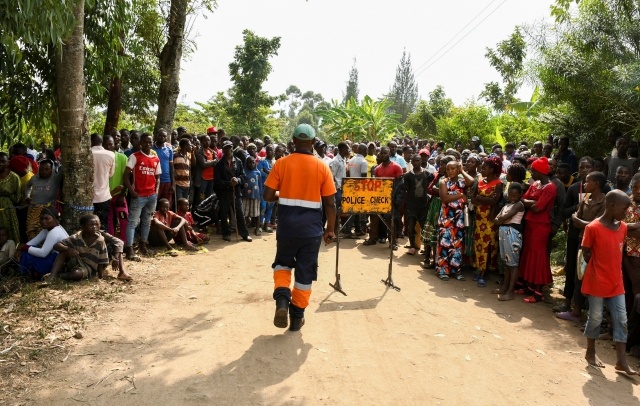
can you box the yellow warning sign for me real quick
[341,177,394,214]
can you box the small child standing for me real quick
[581,190,636,374]
[242,156,262,236]
[491,183,525,301]
[176,198,210,245]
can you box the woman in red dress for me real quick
[519,157,557,303]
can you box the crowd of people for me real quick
[2,126,640,371]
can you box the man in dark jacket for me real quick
[214,141,251,242]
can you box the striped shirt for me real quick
[174,151,191,188]
[59,231,122,276]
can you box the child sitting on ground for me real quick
[491,183,525,301]
[242,156,262,236]
[47,215,132,281]
[580,190,636,375]
[176,198,210,245]
[149,198,198,256]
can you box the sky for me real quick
[179,0,557,109]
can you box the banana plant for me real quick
[316,96,402,143]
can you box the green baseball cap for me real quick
[293,124,316,141]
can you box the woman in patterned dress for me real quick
[436,160,475,281]
[421,155,451,268]
[471,156,504,287]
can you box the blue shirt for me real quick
[257,158,273,187]
[242,166,262,200]
[152,143,174,183]
[389,154,406,169]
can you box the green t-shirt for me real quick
[109,151,128,195]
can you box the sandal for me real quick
[472,274,480,282]
[363,239,377,246]
[456,274,466,281]
[439,274,450,281]
[523,291,543,303]
[407,248,416,255]
[126,254,141,262]
[477,279,487,288]
[392,243,399,251]
[514,289,527,295]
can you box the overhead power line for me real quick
[412,0,500,75]
[414,0,509,78]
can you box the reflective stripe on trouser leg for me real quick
[273,265,292,291]
[292,281,312,309]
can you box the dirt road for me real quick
[26,233,640,405]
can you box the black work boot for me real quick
[289,315,305,331]
[273,297,289,328]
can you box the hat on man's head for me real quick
[367,142,376,148]
[247,143,256,149]
[222,140,233,149]
[418,149,430,156]
[471,136,480,142]
[206,126,218,135]
[293,124,316,141]
[314,140,326,149]
[531,157,550,175]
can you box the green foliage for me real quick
[405,85,453,138]
[480,27,526,111]
[228,29,282,137]
[88,108,153,135]
[386,50,419,123]
[435,101,497,146]
[0,0,80,62]
[528,0,640,157]
[0,0,159,147]
[317,96,402,144]
[343,57,359,104]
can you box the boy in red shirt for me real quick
[581,189,636,374]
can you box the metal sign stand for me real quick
[329,208,348,296]
[329,210,401,295]
[377,214,401,292]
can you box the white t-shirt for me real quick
[347,154,368,177]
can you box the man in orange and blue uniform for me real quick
[263,124,337,331]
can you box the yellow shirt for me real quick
[19,172,33,203]
[365,155,377,178]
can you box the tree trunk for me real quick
[56,0,93,234]
[154,0,188,134]
[103,76,122,135]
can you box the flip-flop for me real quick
[126,254,141,262]
[555,311,581,323]
[477,279,487,288]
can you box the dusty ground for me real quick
[3,232,640,405]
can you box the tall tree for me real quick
[154,0,188,133]
[480,27,526,111]
[228,29,282,137]
[56,0,94,232]
[343,57,359,104]
[386,49,419,123]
